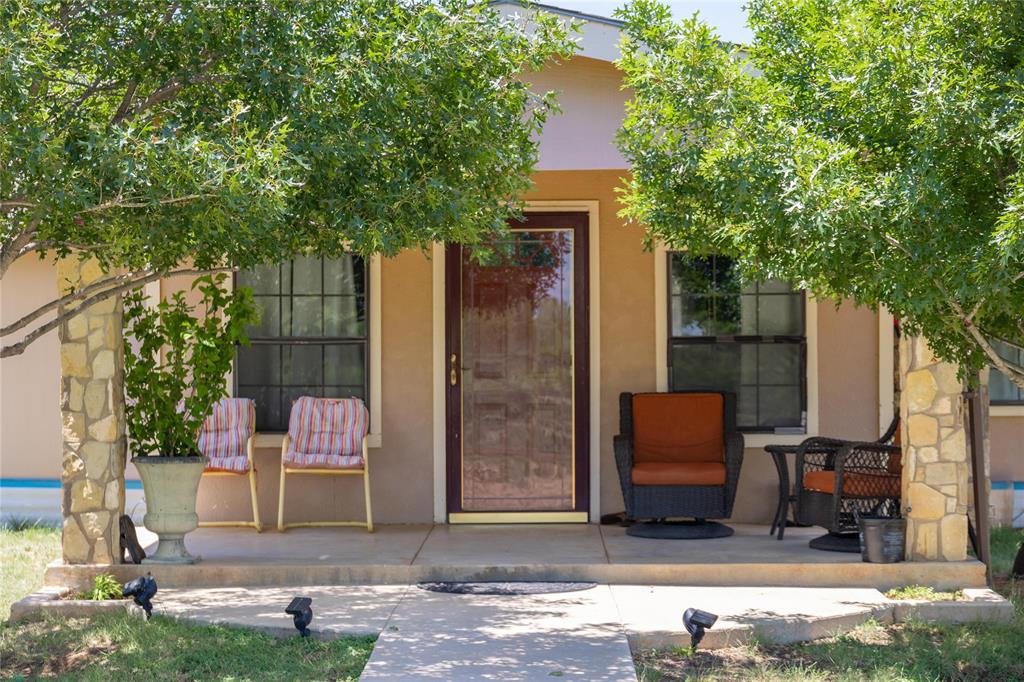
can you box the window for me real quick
[235,255,368,432]
[991,339,1024,405]
[667,253,806,432]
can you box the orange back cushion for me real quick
[632,393,725,464]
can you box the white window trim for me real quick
[243,254,382,449]
[991,405,1024,417]
[432,201,602,523]
[653,242,820,448]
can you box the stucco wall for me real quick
[4,196,1020,524]
[531,56,630,172]
[991,416,1024,481]
[0,257,61,478]
[189,250,435,525]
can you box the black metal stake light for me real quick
[683,607,718,649]
[123,573,158,619]
[285,597,313,637]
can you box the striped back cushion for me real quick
[198,398,255,460]
[288,397,369,457]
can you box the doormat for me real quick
[417,582,597,596]
[626,520,733,539]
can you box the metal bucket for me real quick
[858,515,906,563]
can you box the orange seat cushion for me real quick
[632,393,724,464]
[632,462,727,486]
[804,470,901,498]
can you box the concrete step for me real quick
[44,557,988,593]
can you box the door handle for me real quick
[450,353,458,386]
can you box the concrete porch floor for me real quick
[44,523,987,592]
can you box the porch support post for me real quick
[58,256,126,565]
[900,334,971,561]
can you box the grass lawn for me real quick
[0,523,374,680]
[636,580,1024,681]
[1,615,374,680]
[0,523,61,621]
[635,528,1024,682]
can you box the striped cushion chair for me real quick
[197,398,262,531]
[277,396,373,532]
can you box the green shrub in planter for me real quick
[124,273,259,457]
[123,273,259,563]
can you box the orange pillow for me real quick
[632,393,725,464]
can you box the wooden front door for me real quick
[446,212,589,522]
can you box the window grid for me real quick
[234,256,369,432]
[991,340,1024,405]
[667,253,807,432]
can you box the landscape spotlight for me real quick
[285,597,313,637]
[683,607,718,649]
[123,573,158,619]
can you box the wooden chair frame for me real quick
[198,434,262,532]
[276,434,373,532]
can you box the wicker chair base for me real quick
[627,520,733,540]
[808,532,860,553]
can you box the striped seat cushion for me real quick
[284,397,369,469]
[198,398,256,473]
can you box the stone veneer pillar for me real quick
[58,257,126,564]
[900,335,970,561]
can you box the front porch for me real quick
[44,523,986,592]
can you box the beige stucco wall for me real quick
[991,416,1024,481]
[0,257,61,478]
[5,196,1020,524]
[531,57,630,171]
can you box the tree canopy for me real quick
[1,0,575,356]
[616,0,1024,387]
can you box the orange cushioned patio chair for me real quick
[277,396,373,532]
[794,417,902,551]
[614,391,744,523]
[197,397,262,531]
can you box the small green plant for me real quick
[76,573,124,601]
[123,273,259,457]
[885,585,964,601]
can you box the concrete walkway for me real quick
[360,585,636,681]
[139,582,1012,681]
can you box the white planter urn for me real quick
[133,456,206,564]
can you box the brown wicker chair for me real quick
[794,417,901,551]
[614,392,744,528]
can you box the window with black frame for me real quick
[991,339,1024,405]
[668,253,807,432]
[235,254,368,432]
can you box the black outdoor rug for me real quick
[626,520,734,539]
[417,582,597,596]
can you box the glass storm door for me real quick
[446,212,589,522]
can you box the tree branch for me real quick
[882,233,1024,390]
[77,193,212,214]
[0,267,231,359]
[0,218,42,279]
[110,54,218,126]
[1,269,147,338]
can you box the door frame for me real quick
[431,201,602,523]
[446,212,589,522]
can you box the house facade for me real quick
[1,4,1020,560]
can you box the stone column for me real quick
[58,257,126,564]
[900,335,970,561]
